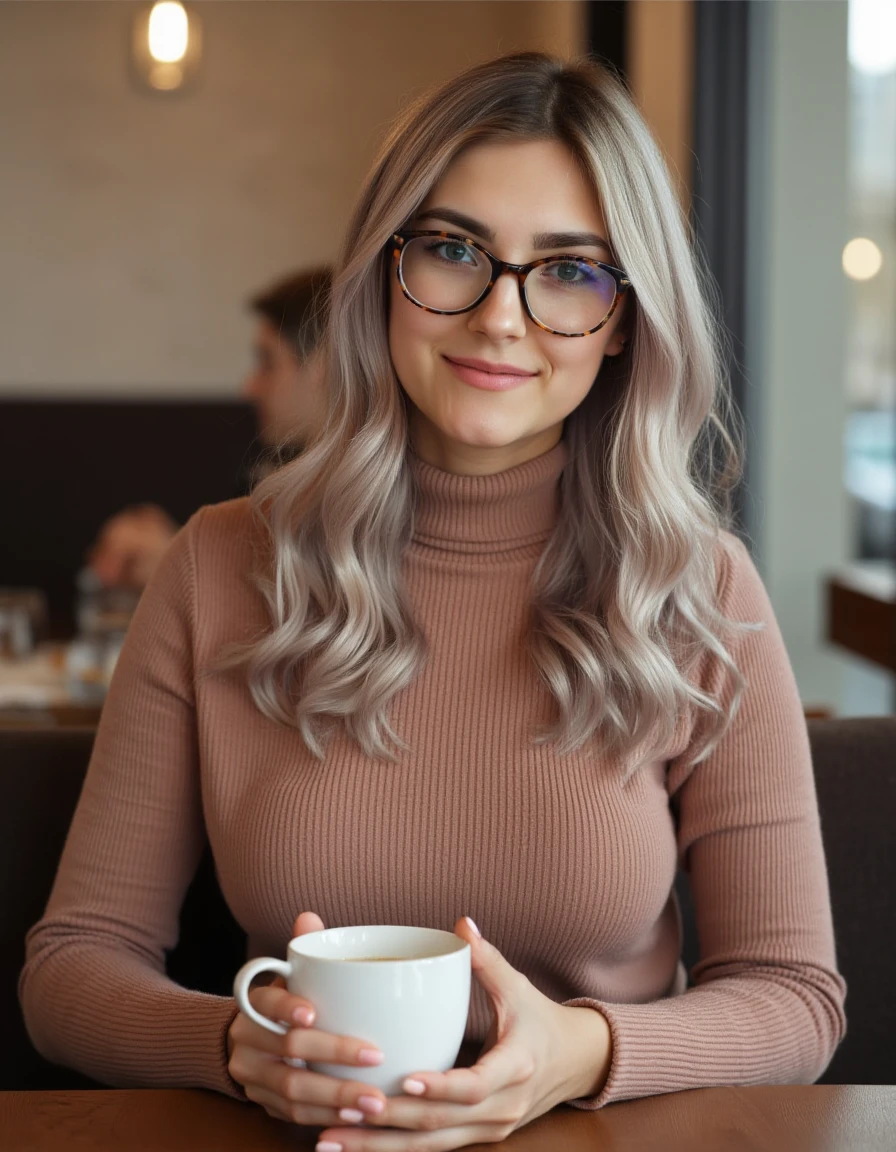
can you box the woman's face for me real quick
[388,138,626,475]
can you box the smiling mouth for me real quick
[442,355,537,392]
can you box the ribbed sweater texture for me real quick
[20,441,846,1108]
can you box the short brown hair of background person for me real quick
[249,266,331,363]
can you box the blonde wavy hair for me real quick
[232,52,747,765]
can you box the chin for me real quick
[435,402,528,444]
[443,422,530,451]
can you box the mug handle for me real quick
[233,956,292,1036]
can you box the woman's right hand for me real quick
[227,912,389,1129]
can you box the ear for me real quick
[603,295,630,358]
[604,331,627,357]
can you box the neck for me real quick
[409,437,568,552]
[408,413,563,476]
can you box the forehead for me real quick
[418,138,607,241]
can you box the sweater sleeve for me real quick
[19,509,244,1097]
[566,535,847,1108]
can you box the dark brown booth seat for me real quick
[675,716,896,1087]
[808,717,896,1085]
[3,719,895,1091]
[1,728,246,1091]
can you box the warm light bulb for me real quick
[148,1,189,64]
[132,0,200,93]
[842,237,884,281]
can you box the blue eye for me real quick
[423,240,478,265]
[548,260,597,284]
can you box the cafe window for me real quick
[844,0,896,563]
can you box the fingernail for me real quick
[403,1077,426,1095]
[293,1006,314,1026]
[338,1108,364,1123]
[358,1094,385,1115]
[464,916,482,938]
[316,1143,343,1152]
[358,1048,384,1066]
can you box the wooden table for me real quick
[3,1086,895,1151]
[826,562,896,675]
[0,704,101,730]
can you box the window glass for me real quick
[844,0,896,560]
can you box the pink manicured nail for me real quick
[358,1094,385,1115]
[464,916,482,938]
[316,1143,343,1152]
[403,1077,426,1095]
[293,1006,314,1026]
[338,1108,364,1123]
[358,1048,384,1066]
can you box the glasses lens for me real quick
[400,236,491,312]
[524,259,617,334]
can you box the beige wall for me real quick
[0,1,583,397]
[627,0,694,209]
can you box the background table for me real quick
[826,561,896,675]
[3,1086,896,1151]
[0,644,105,729]
[0,704,101,730]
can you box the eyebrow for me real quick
[416,206,612,255]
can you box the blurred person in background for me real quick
[86,267,331,589]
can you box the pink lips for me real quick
[443,355,537,392]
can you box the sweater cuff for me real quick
[561,998,623,1110]
[563,995,714,1109]
[218,999,248,1100]
[153,992,248,1098]
[562,976,842,1109]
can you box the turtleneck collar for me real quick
[408,439,568,554]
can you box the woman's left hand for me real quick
[313,916,612,1151]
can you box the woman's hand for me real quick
[312,916,613,1151]
[227,912,392,1130]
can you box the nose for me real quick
[467,271,527,341]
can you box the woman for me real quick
[21,53,845,1151]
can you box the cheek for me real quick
[252,371,275,398]
[271,366,298,402]
[547,339,606,403]
[390,284,440,341]
[388,293,444,391]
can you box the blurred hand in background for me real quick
[86,504,179,589]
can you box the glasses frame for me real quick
[391,230,631,338]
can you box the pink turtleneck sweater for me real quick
[20,442,845,1108]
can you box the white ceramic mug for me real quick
[233,925,471,1096]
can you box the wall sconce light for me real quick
[132,1,201,93]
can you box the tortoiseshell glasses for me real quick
[392,230,631,338]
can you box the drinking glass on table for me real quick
[0,589,48,660]
[65,570,140,702]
